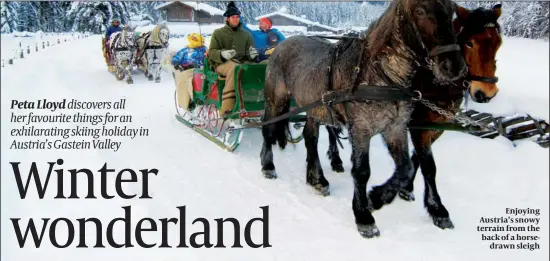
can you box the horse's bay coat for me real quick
[208,22,255,68]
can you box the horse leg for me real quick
[115,58,125,81]
[126,55,134,84]
[155,64,162,83]
[368,124,414,210]
[145,49,162,83]
[260,101,289,179]
[144,51,153,80]
[260,66,290,179]
[304,118,330,196]
[143,55,152,80]
[409,129,454,229]
[326,126,344,172]
[348,126,379,238]
[398,145,421,201]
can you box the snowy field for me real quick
[1,33,548,261]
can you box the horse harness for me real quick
[136,32,169,62]
[111,32,134,52]
[250,19,462,129]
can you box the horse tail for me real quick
[262,56,290,150]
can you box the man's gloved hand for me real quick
[248,46,258,60]
[221,49,236,60]
[265,48,274,56]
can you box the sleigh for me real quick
[174,57,306,151]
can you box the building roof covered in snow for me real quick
[255,11,340,33]
[154,1,224,16]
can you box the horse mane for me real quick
[365,0,408,58]
[150,23,169,44]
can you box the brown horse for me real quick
[324,4,503,230]
[401,3,503,226]
[261,0,465,238]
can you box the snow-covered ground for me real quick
[0,32,90,61]
[1,33,548,261]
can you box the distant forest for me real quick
[1,1,548,40]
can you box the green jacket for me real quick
[208,22,255,68]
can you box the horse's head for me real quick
[150,24,170,46]
[454,4,502,103]
[158,26,170,44]
[402,0,466,83]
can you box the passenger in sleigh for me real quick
[241,17,286,63]
[171,33,207,110]
[104,18,122,50]
[103,18,123,72]
[209,1,257,117]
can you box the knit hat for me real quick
[187,33,204,49]
[259,17,272,29]
[223,1,241,17]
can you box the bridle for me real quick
[460,22,500,85]
[404,5,461,70]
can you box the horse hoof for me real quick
[148,75,153,81]
[331,163,344,173]
[433,217,454,229]
[313,184,330,196]
[357,224,380,238]
[367,186,391,210]
[398,190,415,201]
[262,169,277,179]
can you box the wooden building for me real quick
[155,1,225,24]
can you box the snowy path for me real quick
[1,35,548,261]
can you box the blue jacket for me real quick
[241,20,286,51]
[171,46,207,68]
[105,25,122,39]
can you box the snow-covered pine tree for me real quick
[1,1,19,33]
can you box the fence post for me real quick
[27,45,30,54]
[20,49,24,59]
[36,44,38,52]
[47,41,50,47]
[42,42,45,49]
